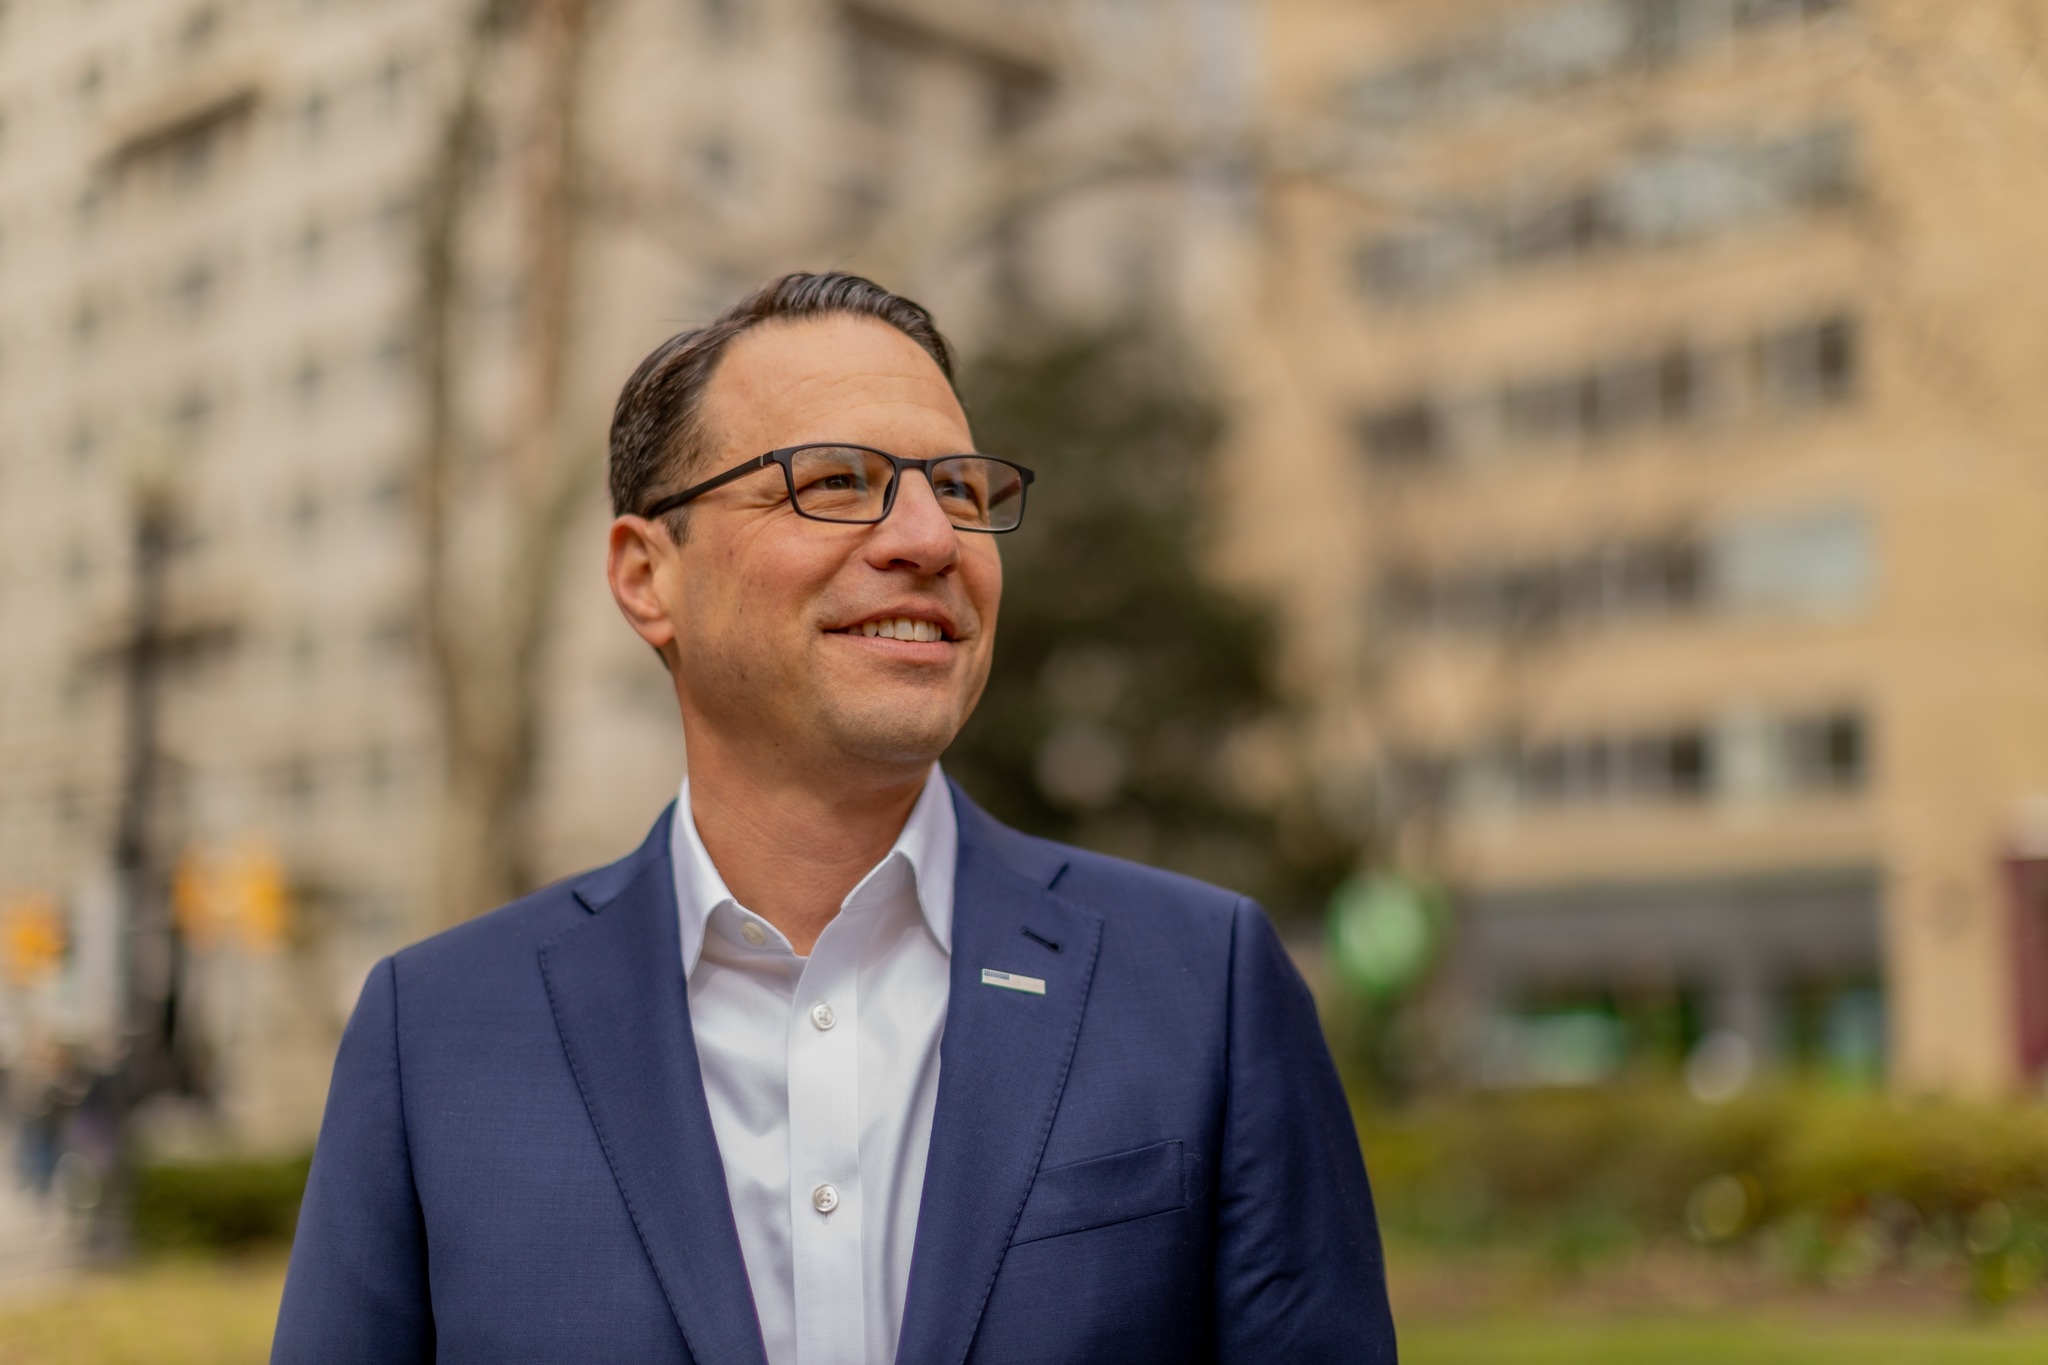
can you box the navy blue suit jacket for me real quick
[273,784,1396,1363]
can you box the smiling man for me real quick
[272,273,1395,1364]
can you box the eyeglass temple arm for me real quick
[637,453,775,520]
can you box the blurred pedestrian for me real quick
[272,272,1394,1363]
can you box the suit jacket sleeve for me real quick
[1212,898,1397,1362]
[272,956,436,1364]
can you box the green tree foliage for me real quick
[133,1154,311,1253]
[946,324,1352,920]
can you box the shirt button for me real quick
[810,1001,836,1031]
[741,921,766,947]
[811,1183,839,1214]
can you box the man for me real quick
[273,273,1395,1364]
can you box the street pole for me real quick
[96,484,185,1256]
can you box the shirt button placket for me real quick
[788,921,865,1364]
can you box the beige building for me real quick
[0,0,1253,1166]
[1236,0,2048,1094]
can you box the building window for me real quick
[76,60,106,112]
[170,258,217,318]
[1383,533,1708,637]
[295,217,327,275]
[64,541,94,586]
[170,384,214,434]
[1502,372,1599,447]
[375,54,411,115]
[297,89,329,147]
[291,354,326,407]
[1709,504,1871,614]
[372,331,412,384]
[70,303,98,350]
[180,6,222,59]
[989,72,1052,143]
[1359,312,1855,476]
[281,755,318,808]
[368,611,417,660]
[67,419,99,466]
[692,132,736,192]
[364,745,395,795]
[1358,123,1858,305]
[701,0,742,45]
[289,487,323,532]
[169,127,218,191]
[1457,708,1862,813]
[1383,509,1866,640]
[1782,710,1866,792]
[844,28,909,125]
[838,173,891,235]
[368,470,410,516]
[1757,315,1858,406]
[1361,401,1445,469]
[1343,0,1851,129]
[376,191,414,242]
[1485,723,1716,809]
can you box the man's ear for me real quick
[607,515,680,662]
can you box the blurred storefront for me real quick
[1235,0,2048,1095]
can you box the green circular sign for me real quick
[1329,873,1440,999]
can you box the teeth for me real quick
[856,617,943,642]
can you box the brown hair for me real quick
[607,271,956,536]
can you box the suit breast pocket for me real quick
[1010,1139,1187,1246]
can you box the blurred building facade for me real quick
[0,0,1252,1156]
[1239,0,2048,1094]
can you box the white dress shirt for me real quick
[673,765,956,1365]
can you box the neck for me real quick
[683,735,930,956]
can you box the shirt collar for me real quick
[671,764,957,978]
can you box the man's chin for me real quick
[815,700,966,772]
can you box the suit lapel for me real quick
[895,788,1104,1365]
[540,808,768,1365]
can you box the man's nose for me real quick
[867,470,961,574]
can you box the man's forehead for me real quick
[704,315,967,451]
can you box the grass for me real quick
[0,1255,285,1365]
[2,1250,2048,1363]
[1387,1235,2048,1364]
[1405,1318,2048,1364]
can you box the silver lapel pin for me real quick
[981,968,1046,996]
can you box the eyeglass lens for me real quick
[789,447,1026,531]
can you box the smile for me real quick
[830,616,952,643]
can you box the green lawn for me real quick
[0,1256,284,1365]
[4,1253,2048,1363]
[1405,1317,2048,1364]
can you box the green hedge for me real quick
[133,1154,312,1254]
[1360,1088,2048,1299]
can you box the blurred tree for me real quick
[419,0,606,922]
[946,323,1355,921]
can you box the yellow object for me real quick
[172,842,292,953]
[0,891,66,986]
[172,851,220,946]
[225,843,290,952]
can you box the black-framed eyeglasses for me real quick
[638,443,1036,534]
